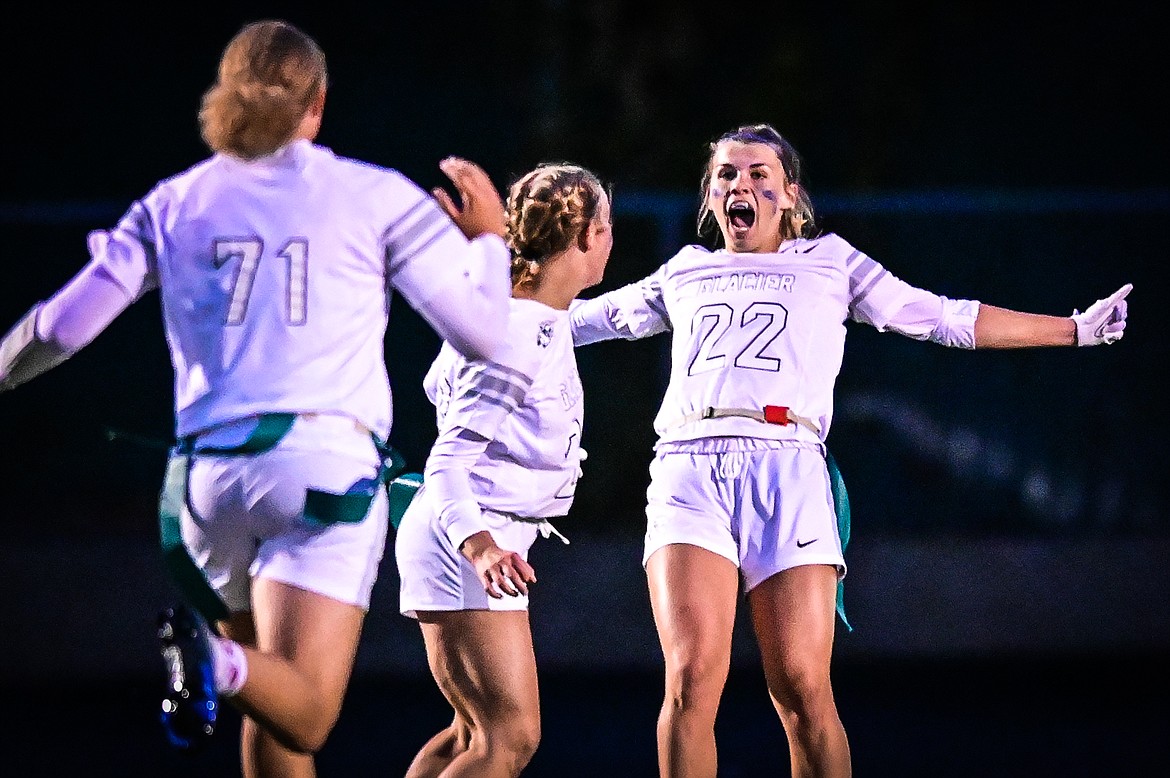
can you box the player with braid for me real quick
[0,19,514,777]
[395,163,613,778]
[569,123,1131,778]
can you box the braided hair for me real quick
[505,164,607,288]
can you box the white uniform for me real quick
[397,298,584,616]
[28,139,512,611]
[77,139,510,440]
[571,235,980,587]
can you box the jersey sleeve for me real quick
[439,317,543,442]
[845,242,979,349]
[569,263,672,346]
[0,200,159,391]
[36,200,160,352]
[380,174,511,362]
[424,313,547,550]
[424,427,495,551]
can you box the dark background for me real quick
[1,2,1167,775]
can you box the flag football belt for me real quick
[668,405,822,437]
[159,412,410,624]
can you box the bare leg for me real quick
[404,717,472,778]
[405,610,540,778]
[218,577,366,778]
[646,544,740,778]
[748,564,851,778]
[214,614,298,778]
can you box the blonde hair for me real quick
[505,163,607,289]
[198,20,327,160]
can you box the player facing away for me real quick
[394,163,613,778]
[568,123,1131,778]
[0,19,514,778]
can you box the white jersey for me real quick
[570,234,980,446]
[65,139,509,439]
[424,298,584,536]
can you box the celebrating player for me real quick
[395,163,613,778]
[0,19,513,778]
[569,123,1131,777]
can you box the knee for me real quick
[243,709,337,759]
[500,712,541,765]
[468,713,540,773]
[286,706,342,754]
[767,661,835,720]
[664,652,728,715]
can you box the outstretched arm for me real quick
[974,306,1075,348]
[569,267,671,346]
[0,305,70,392]
[846,239,1131,352]
[0,228,153,393]
[974,284,1131,349]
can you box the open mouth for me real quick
[727,201,756,231]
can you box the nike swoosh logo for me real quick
[796,538,818,548]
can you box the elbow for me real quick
[451,326,506,362]
[447,298,509,361]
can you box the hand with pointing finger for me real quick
[1072,283,1132,346]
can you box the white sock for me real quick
[208,635,249,697]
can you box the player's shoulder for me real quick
[796,232,858,259]
[140,156,219,207]
[426,340,461,377]
[655,243,713,276]
[311,145,423,195]
[668,243,713,263]
[296,146,438,232]
[498,299,567,374]
[436,300,559,380]
[508,298,568,346]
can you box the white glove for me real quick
[1072,283,1131,346]
[574,447,588,479]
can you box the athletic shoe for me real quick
[157,605,218,750]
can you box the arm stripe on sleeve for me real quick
[382,198,460,270]
[475,373,531,399]
[398,219,457,265]
[458,390,521,415]
[455,364,534,407]
[391,205,447,253]
[380,197,430,245]
[476,361,534,386]
[646,295,669,320]
[848,253,888,306]
[639,274,670,321]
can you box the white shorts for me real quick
[183,414,389,612]
[644,442,846,592]
[395,485,540,618]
